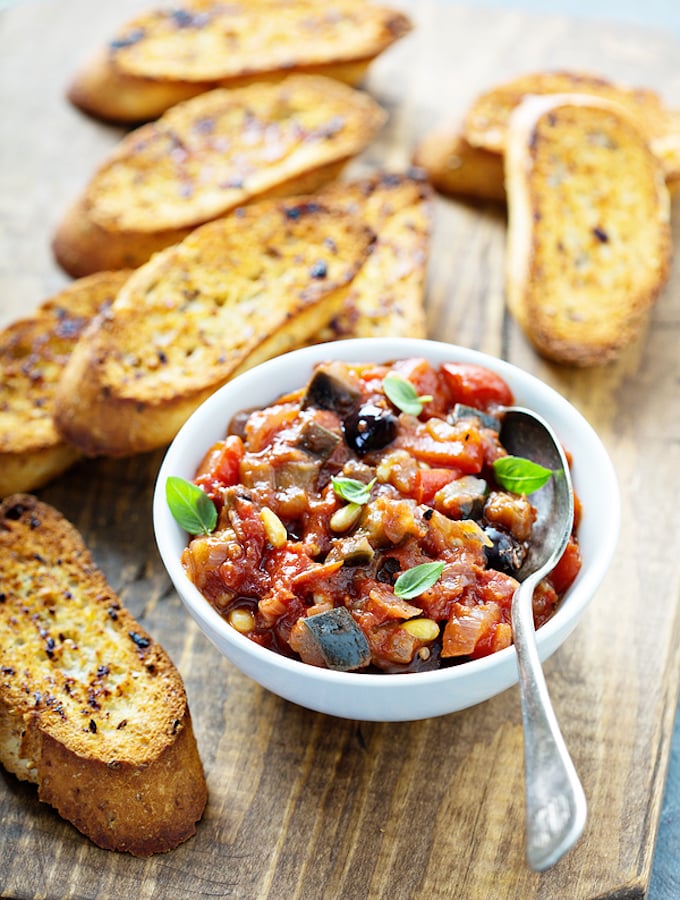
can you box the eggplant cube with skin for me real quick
[299,607,372,671]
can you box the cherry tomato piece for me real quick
[195,435,244,500]
[441,362,514,411]
[548,536,582,596]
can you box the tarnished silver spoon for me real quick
[499,407,587,872]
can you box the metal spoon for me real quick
[499,407,587,871]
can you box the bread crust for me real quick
[53,75,386,277]
[415,71,680,203]
[0,271,131,497]
[67,1,411,123]
[0,494,207,855]
[412,124,505,203]
[53,198,375,456]
[504,93,672,366]
[465,70,664,151]
[463,70,680,184]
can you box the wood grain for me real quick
[2,1,680,897]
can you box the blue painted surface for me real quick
[650,709,680,898]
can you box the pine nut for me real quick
[228,607,255,634]
[260,507,287,548]
[401,618,440,641]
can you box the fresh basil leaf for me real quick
[492,456,554,494]
[394,561,445,599]
[383,373,432,416]
[331,476,376,505]
[166,475,218,535]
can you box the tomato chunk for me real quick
[195,435,244,501]
[411,468,462,504]
[441,362,513,411]
[395,418,485,472]
[548,536,582,596]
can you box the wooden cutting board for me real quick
[2,1,680,897]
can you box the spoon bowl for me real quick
[500,407,587,871]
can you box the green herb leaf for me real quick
[331,476,376,505]
[383,373,432,416]
[166,475,218,535]
[394,561,445,599]
[492,456,554,494]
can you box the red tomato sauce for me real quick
[181,358,581,673]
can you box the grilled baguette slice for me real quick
[415,71,680,203]
[53,75,386,277]
[53,198,375,456]
[464,69,680,183]
[412,123,505,203]
[505,94,671,366]
[0,494,207,856]
[0,271,131,497]
[314,171,432,340]
[68,0,411,123]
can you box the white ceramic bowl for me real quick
[153,338,619,722]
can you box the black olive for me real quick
[483,526,526,574]
[343,403,398,456]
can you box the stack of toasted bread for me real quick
[414,70,675,365]
[1,0,423,858]
[53,74,388,276]
[67,0,412,123]
[2,172,431,490]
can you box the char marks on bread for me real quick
[53,197,376,457]
[504,93,671,366]
[0,494,207,856]
[67,0,411,123]
[53,74,386,277]
[0,271,131,497]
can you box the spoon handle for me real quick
[512,575,587,871]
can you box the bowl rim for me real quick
[153,337,620,691]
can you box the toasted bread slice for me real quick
[464,70,680,182]
[416,72,680,204]
[505,94,671,366]
[0,494,207,855]
[67,0,411,123]
[53,198,375,456]
[465,70,665,153]
[313,171,432,340]
[0,271,131,497]
[412,123,505,203]
[53,75,385,278]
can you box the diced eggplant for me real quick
[295,419,341,460]
[449,403,501,432]
[326,533,375,566]
[275,459,319,492]
[484,490,535,541]
[300,607,372,671]
[343,403,398,456]
[483,525,526,574]
[302,362,362,417]
[433,475,488,519]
